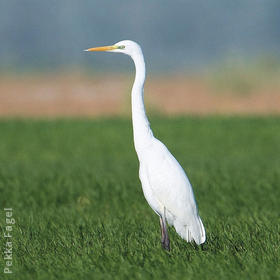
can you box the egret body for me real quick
[85,40,206,250]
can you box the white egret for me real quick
[85,40,206,250]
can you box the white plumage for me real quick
[85,40,206,249]
[139,138,205,244]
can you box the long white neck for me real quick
[131,52,153,153]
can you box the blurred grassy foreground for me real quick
[0,117,279,280]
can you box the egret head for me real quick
[84,40,142,58]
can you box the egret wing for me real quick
[140,138,205,244]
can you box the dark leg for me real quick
[159,211,170,251]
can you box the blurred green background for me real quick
[1,0,280,73]
[0,0,280,117]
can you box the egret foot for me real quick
[161,237,170,251]
[160,213,170,251]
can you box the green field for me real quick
[0,117,279,280]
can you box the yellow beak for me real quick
[84,45,118,52]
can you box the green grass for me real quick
[0,117,280,280]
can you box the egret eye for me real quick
[118,45,125,49]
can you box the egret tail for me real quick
[174,216,206,245]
